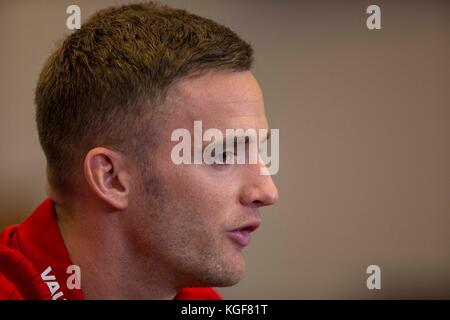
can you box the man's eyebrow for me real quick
[202,129,271,148]
[260,129,271,143]
[208,135,249,148]
[229,130,269,146]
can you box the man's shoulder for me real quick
[0,244,51,300]
[0,217,34,299]
[0,199,64,300]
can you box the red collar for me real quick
[14,198,83,300]
[1,198,221,300]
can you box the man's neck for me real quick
[54,202,179,300]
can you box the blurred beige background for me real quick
[1,0,449,299]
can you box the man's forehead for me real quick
[166,70,264,119]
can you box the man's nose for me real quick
[239,173,279,208]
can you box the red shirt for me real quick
[0,198,222,300]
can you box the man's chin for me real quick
[204,258,246,287]
[212,274,243,288]
[185,258,246,288]
[194,273,244,288]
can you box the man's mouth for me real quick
[227,220,261,247]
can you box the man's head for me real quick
[36,2,278,289]
[36,2,253,194]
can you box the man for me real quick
[0,2,278,299]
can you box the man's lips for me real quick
[227,219,261,247]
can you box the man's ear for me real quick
[83,147,131,210]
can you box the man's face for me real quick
[130,70,279,288]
